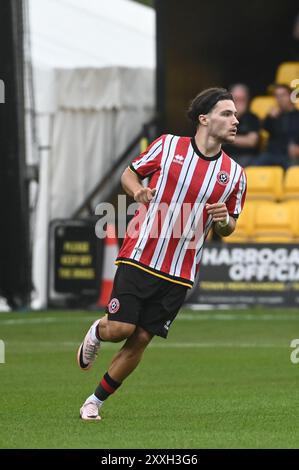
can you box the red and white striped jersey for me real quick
[116,134,247,288]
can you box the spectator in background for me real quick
[223,84,260,167]
[257,84,299,169]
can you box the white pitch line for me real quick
[4,341,287,349]
[0,316,97,325]
[150,342,284,348]
[178,313,299,321]
[1,313,299,326]
[0,317,58,325]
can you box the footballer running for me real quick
[77,87,247,421]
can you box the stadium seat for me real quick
[252,202,299,243]
[283,167,299,200]
[224,201,256,243]
[250,96,276,120]
[245,166,284,201]
[275,62,299,88]
[285,200,299,240]
[275,62,299,111]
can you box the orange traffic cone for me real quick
[97,223,119,308]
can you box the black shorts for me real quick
[105,263,188,338]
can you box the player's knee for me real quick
[107,322,136,342]
[133,328,153,348]
[120,329,152,361]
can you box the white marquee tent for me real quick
[28,0,156,308]
[29,0,155,69]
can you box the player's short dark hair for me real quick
[187,87,234,127]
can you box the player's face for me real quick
[207,100,239,144]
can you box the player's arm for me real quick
[206,202,236,237]
[121,167,156,203]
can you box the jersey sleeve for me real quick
[129,135,164,180]
[226,169,247,218]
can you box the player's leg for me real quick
[77,265,141,371]
[79,280,187,421]
[78,264,179,421]
[77,315,136,371]
[96,312,136,342]
[107,326,154,381]
[80,326,153,421]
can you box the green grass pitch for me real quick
[0,308,299,449]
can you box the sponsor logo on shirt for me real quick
[173,155,184,165]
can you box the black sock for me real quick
[94,372,122,401]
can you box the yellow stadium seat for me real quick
[250,96,276,120]
[285,200,299,239]
[245,166,284,201]
[275,62,299,88]
[252,202,299,243]
[253,236,294,243]
[224,201,256,243]
[275,62,299,110]
[283,167,299,200]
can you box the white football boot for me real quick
[77,319,101,370]
[80,399,101,421]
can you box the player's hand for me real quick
[134,187,156,203]
[206,202,228,223]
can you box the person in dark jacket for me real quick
[256,84,299,170]
[223,83,260,167]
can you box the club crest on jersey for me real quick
[217,170,230,186]
[108,298,120,314]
